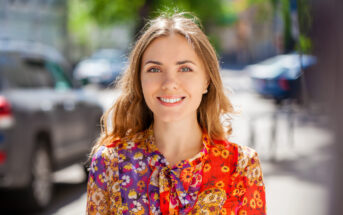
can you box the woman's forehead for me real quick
[141,34,202,65]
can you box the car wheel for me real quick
[24,144,53,211]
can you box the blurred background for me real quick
[0,0,342,214]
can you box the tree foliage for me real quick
[83,0,244,31]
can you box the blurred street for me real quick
[3,68,331,215]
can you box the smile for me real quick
[157,96,185,105]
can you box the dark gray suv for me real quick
[0,40,103,211]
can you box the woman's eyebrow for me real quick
[176,60,196,65]
[144,60,196,66]
[144,60,162,65]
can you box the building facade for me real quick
[0,0,68,57]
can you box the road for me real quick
[4,69,333,215]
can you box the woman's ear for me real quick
[203,80,210,94]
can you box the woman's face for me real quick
[140,33,209,123]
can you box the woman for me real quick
[87,13,266,215]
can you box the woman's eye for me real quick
[180,67,192,72]
[147,67,160,73]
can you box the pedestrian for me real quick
[86,12,266,215]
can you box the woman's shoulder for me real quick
[104,129,149,151]
[212,138,259,160]
[211,139,263,185]
[211,138,240,154]
[91,145,118,163]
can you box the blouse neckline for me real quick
[144,125,211,170]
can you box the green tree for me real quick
[252,0,312,53]
[83,0,241,35]
[70,0,248,54]
[296,0,312,53]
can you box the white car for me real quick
[74,49,126,87]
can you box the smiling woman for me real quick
[86,12,266,215]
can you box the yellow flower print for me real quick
[150,154,160,165]
[137,180,145,189]
[133,152,143,160]
[239,188,246,196]
[221,165,230,173]
[221,149,229,159]
[239,210,247,215]
[153,154,159,161]
[98,174,106,183]
[212,148,221,156]
[113,191,121,202]
[257,198,264,208]
[176,161,185,169]
[250,198,256,209]
[181,167,193,184]
[254,190,261,199]
[128,189,138,199]
[169,208,178,214]
[120,204,128,213]
[237,181,244,189]
[232,189,239,196]
[124,163,132,170]
[242,197,248,206]
[119,154,126,162]
[135,208,145,215]
[215,181,225,189]
[203,163,211,173]
[248,179,255,186]
[220,208,227,214]
[153,193,159,201]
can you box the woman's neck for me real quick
[153,116,203,166]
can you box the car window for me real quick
[45,61,72,90]
[23,58,54,88]
[0,53,32,89]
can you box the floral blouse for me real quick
[87,128,266,215]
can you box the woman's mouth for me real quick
[157,96,186,105]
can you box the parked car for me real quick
[73,49,126,87]
[0,39,103,211]
[246,53,316,103]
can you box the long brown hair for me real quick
[91,12,235,155]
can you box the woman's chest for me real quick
[114,150,242,214]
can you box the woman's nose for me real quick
[161,72,179,91]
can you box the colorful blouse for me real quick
[87,128,266,215]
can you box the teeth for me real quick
[160,97,182,103]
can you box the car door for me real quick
[45,61,91,161]
[20,57,68,161]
